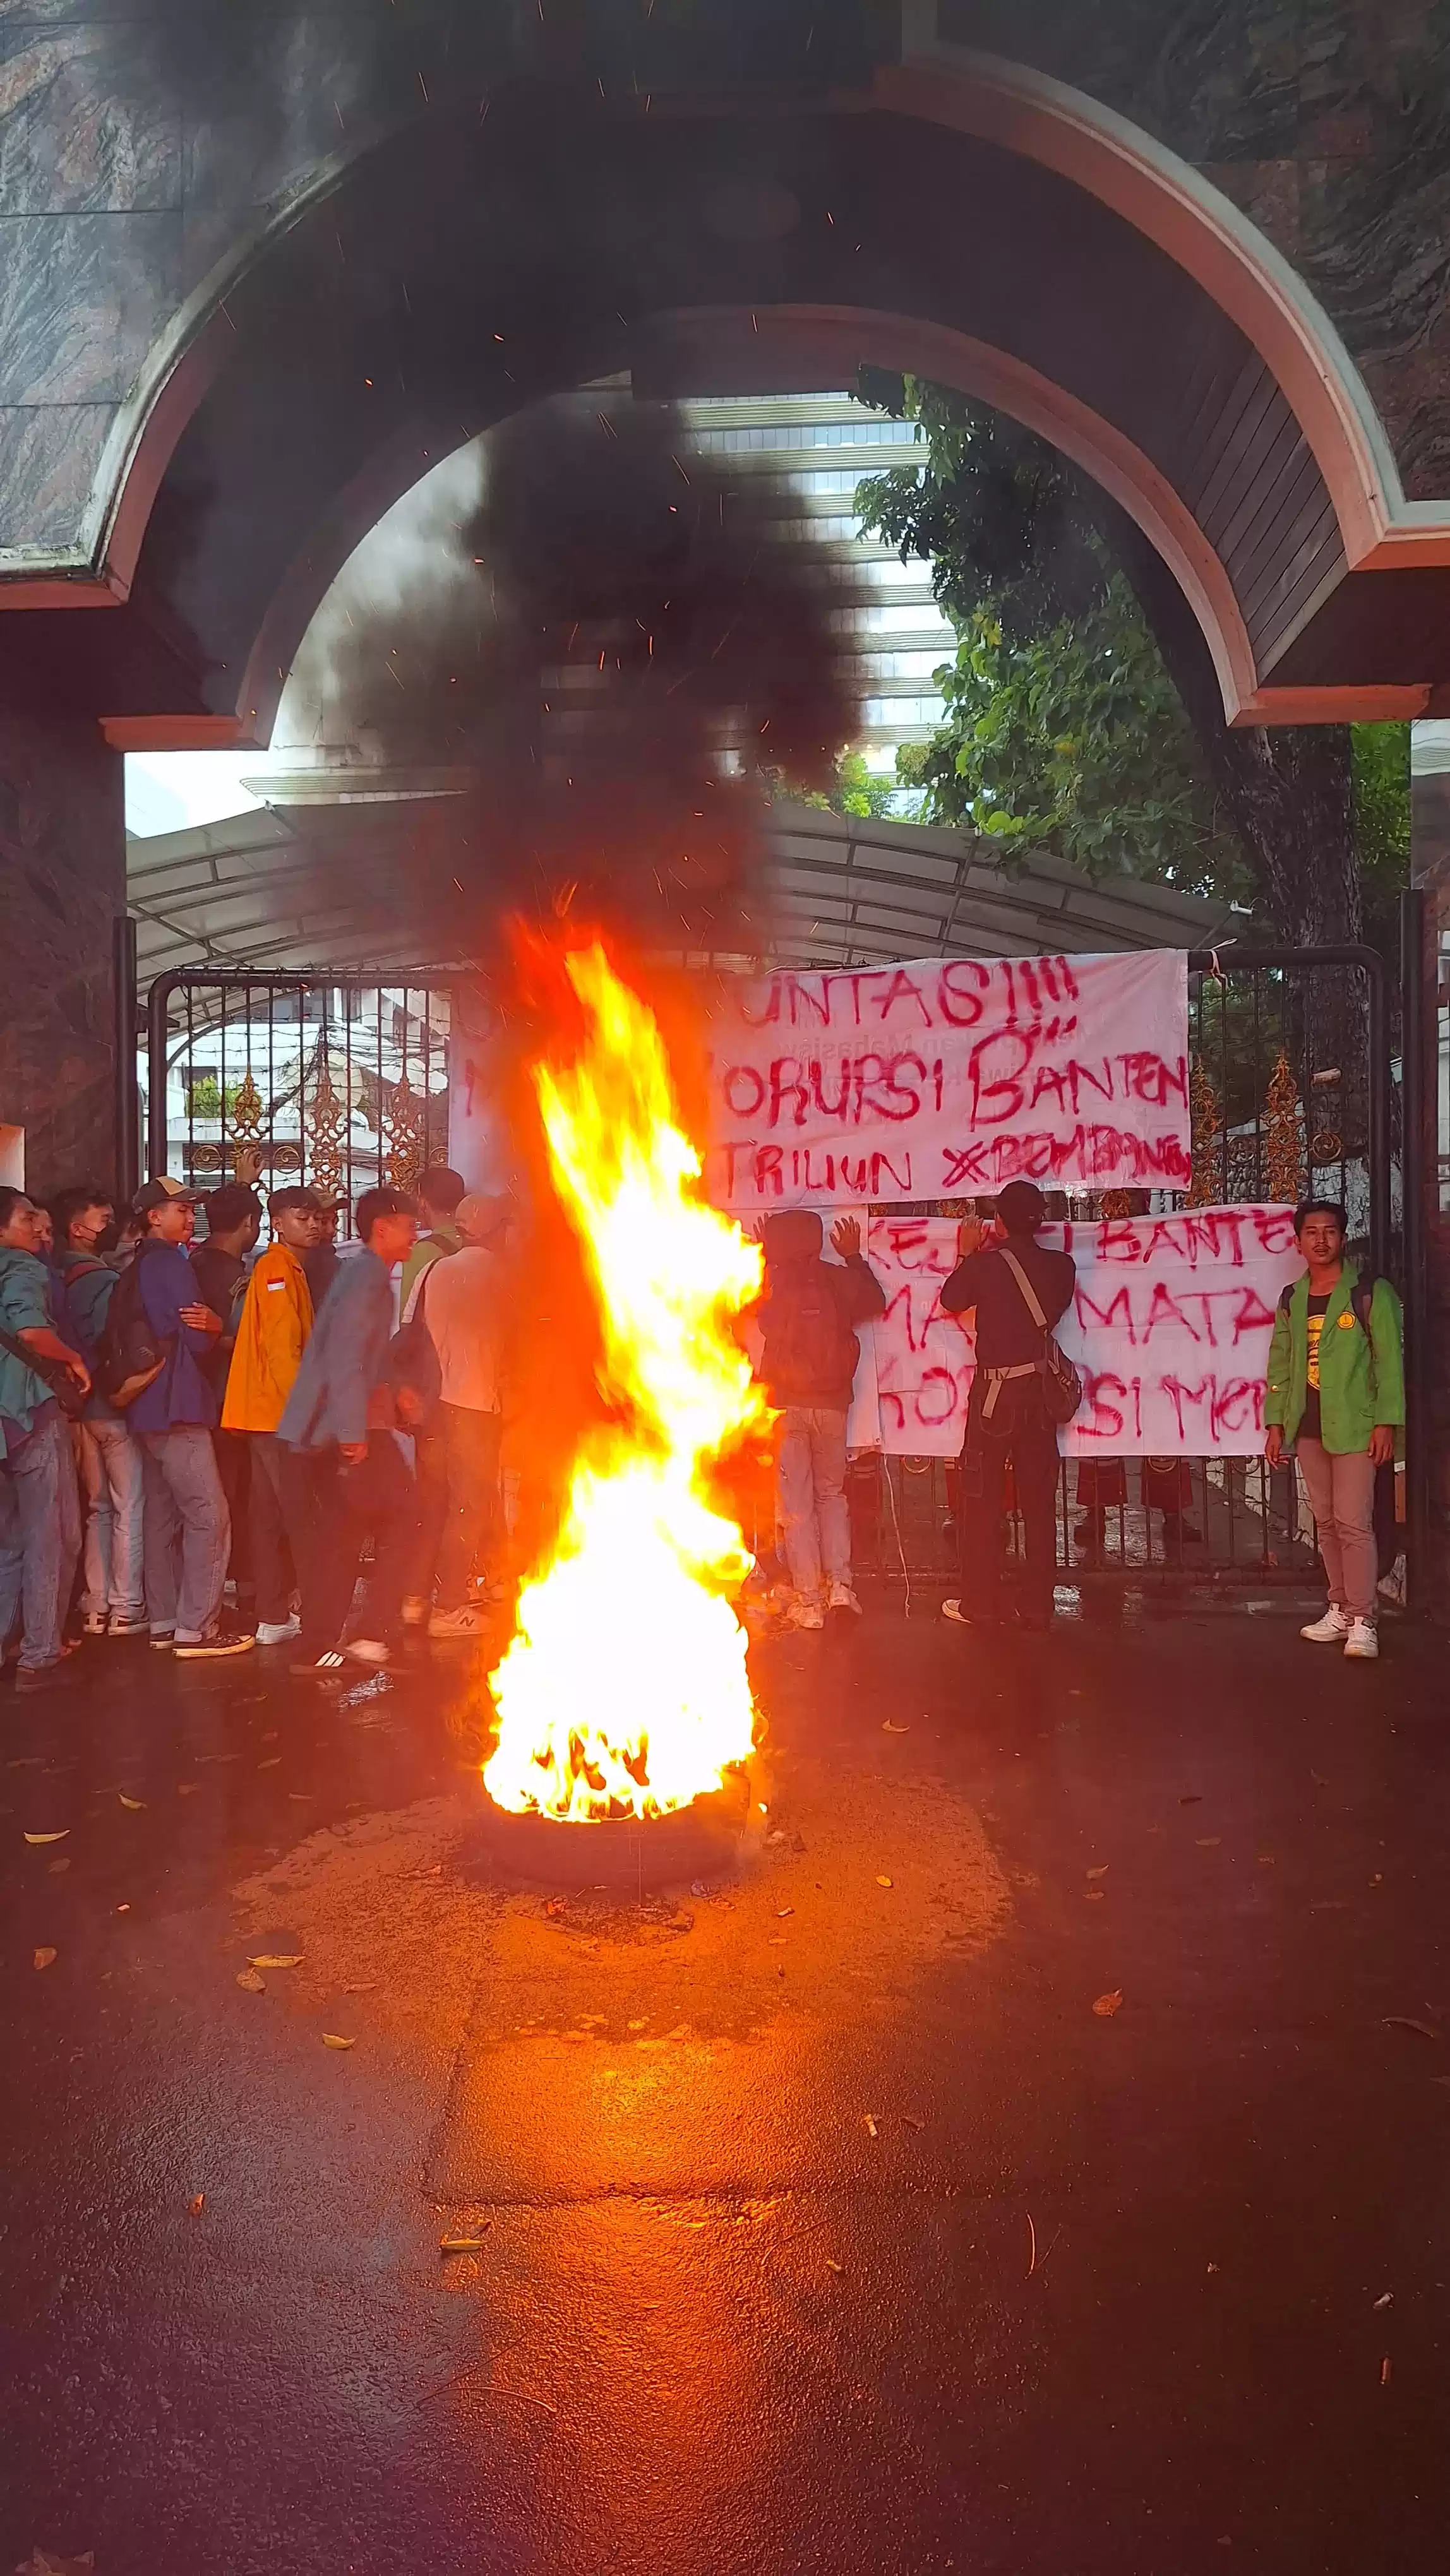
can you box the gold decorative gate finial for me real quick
[304,1030,346,1203]
[1264,1049,1303,1206]
[1187,1059,1221,1207]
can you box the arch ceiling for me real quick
[9,43,1450,744]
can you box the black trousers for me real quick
[280,1434,416,1656]
[248,1431,297,1627]
[958,1395,1061,1625]
[213,1427,254,1612]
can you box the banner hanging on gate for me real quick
[704,950,1190,1212]
[851,1205,1303,1458]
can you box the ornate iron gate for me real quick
[143,937,1415,1599]
[143,970,454,1219]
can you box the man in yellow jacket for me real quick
[221,1186,323,1645]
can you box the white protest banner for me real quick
[705,950,1189,1212]
[852,1206,1303,1458]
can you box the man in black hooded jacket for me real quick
[938,1180,1076,1631]
[750,1210,885,1630]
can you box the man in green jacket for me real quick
[1264,1199,1404,1662]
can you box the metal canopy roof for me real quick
[126,795,1238,986]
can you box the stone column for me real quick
[1410,721,1450,1614]
[0,710,126,1195]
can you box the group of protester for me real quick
[0,1165,511,1692]
[0,1144,1409,1686]
[753,1184,1406,1659]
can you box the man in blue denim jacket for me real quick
[126,1178,254,1658]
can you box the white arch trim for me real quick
[882,30,1450,571]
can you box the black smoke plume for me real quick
[325,395,856,959]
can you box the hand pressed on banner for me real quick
[829,1217,862,1258]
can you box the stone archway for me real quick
[5,40,1450,752]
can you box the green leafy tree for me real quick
[856,378,1409,959]
[798,748,921,822]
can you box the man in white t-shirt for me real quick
[405,1193,512,1638]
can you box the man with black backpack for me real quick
[751,1210,886,1631]
[938,1180,1078,1633]
[1264,1199,1404,1662]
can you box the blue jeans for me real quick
[774,1405,851,1602]
[136,1426,231,1642]
[76,1416,146,1619]
[0,1405,82,1669]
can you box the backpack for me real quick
[388,1252,443,1426]
[97,1253,173,1410]
[764,1263,859,1407]
[992,1246,1083,1428]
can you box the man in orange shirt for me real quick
[221,1187,323,1645]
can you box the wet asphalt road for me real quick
[2,1592,1448,2576]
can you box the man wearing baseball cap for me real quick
[126,1178,253,1657]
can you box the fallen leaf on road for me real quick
[188,2193,205,2216]
[1310,1772,1329,1789]
[342,1981,378,1995]
[117,1794,145,1812]
[177,1783,200,1797]
[1384,2015,1439,2040]
[542,1897,566,1917]
[1085,1889,1105,1902]
[1092,1990,1123,2018]
[1258,1856,1275,1866]
[322,2032,356,2049]
[1196,1837,1222,1848]
[248,1954,302,1969]
[824,2258,845,2274]
[1381,2357,1392,2387]
[440,2234,491,2253]
[1373,2291,1393,2310]
[863,2113,878,2138]
[882,1720,910,1734]
[875,1875,893,1889]
[23,1831,68,1846]
[33,1947,56,1971]
[47,1859,69,1875]
[775,1907,793,1919]
[1178,1794,1202,1806]
[234,1969,265,1994]
[16,2551,95,2573]
[1086,1864,1109,1880]
[256,1757,282,1770]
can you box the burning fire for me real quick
[482,942,767,1823]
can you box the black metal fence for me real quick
[142,938,1411,1599]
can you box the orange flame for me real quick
[482,941,766,1823]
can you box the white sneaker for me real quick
[1344,1618,1379,1660]
[83,1611,108,1637]
[1300,1607,1350,1643]
[827,1582,862,1615]
[428,1605,488,1637]
[255,1616,301,1646]
[788,1599,825,1631]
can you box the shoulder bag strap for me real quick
[998,1246,1050,1335]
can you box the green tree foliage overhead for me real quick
[854,377,1410,960]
